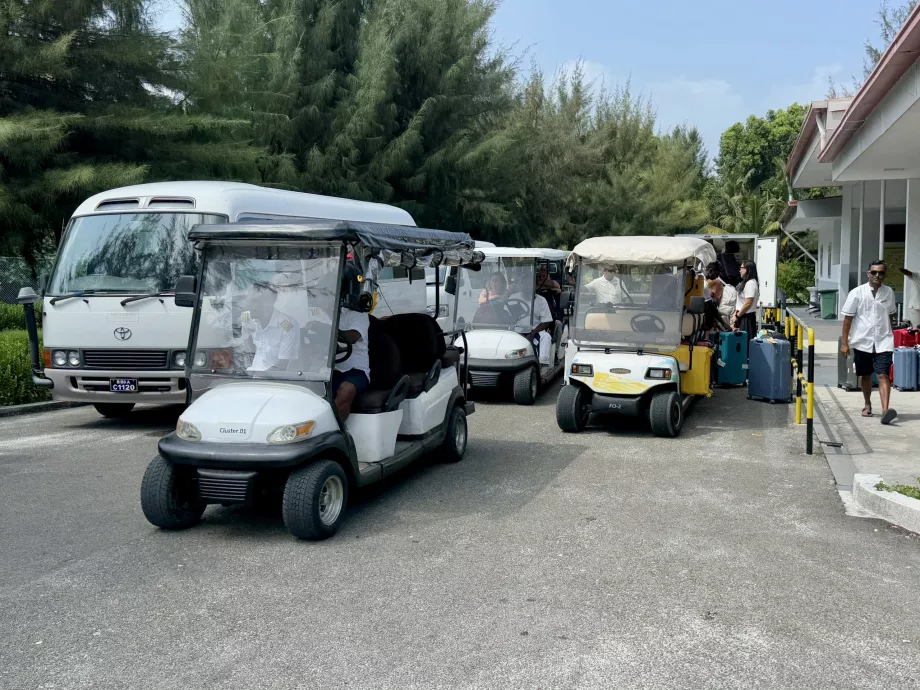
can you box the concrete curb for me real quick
[853,474,920,534]
[0,401,88,418]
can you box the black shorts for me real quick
[853,349,892,378]
[332,368,370,396]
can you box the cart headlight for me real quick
[646,368,672,380]
[67,350,81,367]
[426,304,449,318]
[174,351,187,368]
[504,348,528,360]
[176,419,202,442]
[52,350,67,367]
[193,351,208,367]
[267,421,316,444]
[571,363,593,376]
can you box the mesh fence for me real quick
[0,257,55,304]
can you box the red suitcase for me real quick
[894,328,920,347]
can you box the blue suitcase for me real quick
[893,347,919,391]
[713,331,748,386]
[747,337,792,403]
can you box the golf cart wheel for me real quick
[282,460,348,540]
[556,383,591,433]
[441,404,468,463]
[94,403,135,418]
[513,366,538,405]
[649,389,683,438]
[140,455,206,530]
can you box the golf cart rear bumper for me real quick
[158,430,350,470]
[590,393,644,416]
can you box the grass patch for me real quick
[875,479,920,501]
[0,329,51,406]
[0,301,42,331]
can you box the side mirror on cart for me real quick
[174,275,197,308]
[687,296,705,315]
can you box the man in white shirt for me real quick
[841,260,898,424]
[584,266,632,305]
[332,307,370,421]
[241,281,301,372]
[897,266,920,328]
[509,277,555,365]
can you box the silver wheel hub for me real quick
[318,475,344,526]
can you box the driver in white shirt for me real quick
[509,272,555,365]
[584,265,632,305]
[241,277,301,372]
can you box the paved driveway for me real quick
[1,388,918,689]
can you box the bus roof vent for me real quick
[147,197,195,209]
[95,198,140,211]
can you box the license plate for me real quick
[110,378,138,393]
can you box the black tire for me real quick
[513,366,538,405]
[282,460,348,540]
[94,403,135,418]
[140,455,205,530]
[441,405,468,463]
[649,389,683,438]
[556,383,591,433]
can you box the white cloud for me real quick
[764,63,846,109]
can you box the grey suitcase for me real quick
[748,337,792,403]
[837,336,879,391]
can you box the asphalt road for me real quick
[1,387,919,690]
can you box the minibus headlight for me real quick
[52,350,67,367]
[193,351,208,368]
[267,421,316,444]
[67,351,80,367]
[174,351,187,368]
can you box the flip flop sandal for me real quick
[861,407,873,417]
[881,409,898,425]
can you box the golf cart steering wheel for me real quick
[504,297,531,320]
[306,321,352,363]
[335,334,353,364]
[630,313,666,333]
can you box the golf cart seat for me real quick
[378,313,447,399]
[441,346,462,368]
[352,320,410,414]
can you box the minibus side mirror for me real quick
[687,296,705,315]
[174,275,197,308]
[445,276,457,295]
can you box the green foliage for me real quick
[0,302,42,332]
[778,260,814,304]
[0,330,51,406]
[875,478,920,501]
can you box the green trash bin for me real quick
[819,290,837,320]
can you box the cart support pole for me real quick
[795,323,804,424]
[807,328,815,455]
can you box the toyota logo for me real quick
[114,327,132,341]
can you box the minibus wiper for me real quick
[49,291,95,305]
[121,291,170,306]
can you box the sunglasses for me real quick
[869,270,886,277]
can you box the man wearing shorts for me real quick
[841,260,897,424]
[333,307,370,421]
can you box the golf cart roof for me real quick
[568,236,716,271]
[478,247,568,260]
[189,218,475,253]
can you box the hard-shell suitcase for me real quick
[748,337,792,403]
[837,336,879,391]
[713,331,748,386]
[894,328,920,348]
[893,347,919,391]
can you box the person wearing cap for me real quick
[241,275,301,372]
[583,265,632,305]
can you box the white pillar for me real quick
[906,179,920,325]
[879,179,886,261]
[857,181,865,285]
[839,183,854,307]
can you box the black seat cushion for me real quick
[352,388,392,414]
[405,371,428,398]
[441,347,461,368]
[367,317,402,389]
[379,313,446,373]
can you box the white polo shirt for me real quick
[841,282,896,353]
[509,293,553,330]
[585,276,630,304]
[336,308,370,377]
[244,309,300,371]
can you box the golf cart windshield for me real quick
[191,244,342,383]
[456,257,537,333]
[573,261,685,351]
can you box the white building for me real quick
[783,4,920,323]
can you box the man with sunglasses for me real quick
[841,261,898,424]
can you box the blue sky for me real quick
[153,0,883,157]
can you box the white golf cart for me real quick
[556,236,717,437]
[449,248,568,405]
[141,219,483,540]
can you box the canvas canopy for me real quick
[567,236,716,271]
